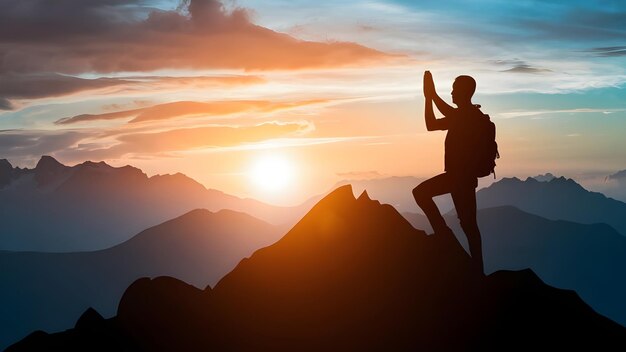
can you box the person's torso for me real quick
[444,106,484,174]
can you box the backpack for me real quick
[473,110,500,178]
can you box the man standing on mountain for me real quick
[413,71,498,275]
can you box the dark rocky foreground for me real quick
[8,185,626,351]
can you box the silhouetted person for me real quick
[413,71,485,274]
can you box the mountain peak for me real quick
[34,155,69,187]
[303,184,399,224]
[0,158,12,169]
[74,307,104,330]
[78,160,112,169]
[532,173,556,182]
[35,155,64,170]
[0,158,13,187]
[547,176,585,190]
[72,160,147,181]
[323,184,356,202]
[357,190,371,201]
[498,176,521,184]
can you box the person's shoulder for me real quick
[465,105,488,119]
[444,107,461,118]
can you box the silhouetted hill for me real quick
[404,206,626,326]
[0,156,310,251]
[477,176,626,235]
[332,176,430,213]
[332,175,497,214]
[0,209,284,350]
[9,186,625,351]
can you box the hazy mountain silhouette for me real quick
[532,172,557,182]
[333,174,625,231]
[404,206,626,326]
[0,156,310,251]
[0,209,284,350]
[8,186,625,351]
[476,176,626,236]
[602,168,626,202]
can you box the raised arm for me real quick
[427,73,455,117]
[424,71,449,131]
[431,90,455,117]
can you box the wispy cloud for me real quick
[55,99,329,125]
[0,73,267,111]
[0,129,96,160]
[500,64,552,74]
[62,121,315,160]
[607,169,626,181]
[499,108,626,119]
[582,46,626,57]
[192,135,385,153]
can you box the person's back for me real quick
[412,71,488,274]
[445,105,492,182]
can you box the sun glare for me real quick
[249,155,294,192]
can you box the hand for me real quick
[423,71,435,99]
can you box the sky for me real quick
[1,0,625,205]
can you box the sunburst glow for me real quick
[249,155,294,192]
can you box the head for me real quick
[451,75,476,106]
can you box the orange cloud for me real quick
[56,99,328,125]
[73,121,312,159]
[0,0,395,75]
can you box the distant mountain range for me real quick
[332,174,626,235]
[356,173,626,236]
[403,206,626,326]
[8,186,625,351]
[476,176,626,236]
[3,155,624,252]
[0,209,285,350]
[0,156,311,251]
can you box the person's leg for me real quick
[412,173,454,234]
[451,184,484,274]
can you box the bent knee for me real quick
[412,185,424,199]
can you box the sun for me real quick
[249,154,294,192]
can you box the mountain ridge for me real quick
[8,184,625,351]
[0,207,285,350]
[476,175,626,235]
[0,155,311,251]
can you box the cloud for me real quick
[607,169,626,181]
[55,99,328,125]
[583,46,626,57]
[0,129,94,159]
[67,121,312,159]
[0,73,132,106]
[501,64,552,74]
[498,108,626,119]
[0,98,13,110]
[0,73,265,110]
[491,60,552,74]
[0,0,393,76]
